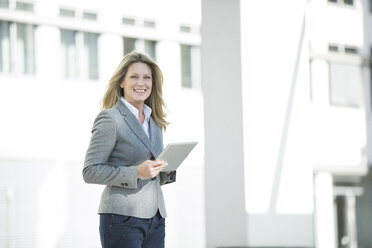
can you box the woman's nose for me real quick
[137,78,145,85]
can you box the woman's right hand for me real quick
[137,160,168,179]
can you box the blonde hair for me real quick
[101,50,169,130]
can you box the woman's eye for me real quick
[130,75,137,78]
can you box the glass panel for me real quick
[59,8,75,17]
[16,23,35,74]
[61,29,78,78]
[345,46,358,54]
[16,1,34,11]
[344,0,354,5]
[122,17,135,25]
[190,46,201,89]
[181,44,192,88]
[180,25,191,33]
[328,44,338,52]
[84,32,99,80]
[0,0,9,8]
[0,20,10,72]
[144,20,155,28]
[83,12,97,21]
[335,196,349,248]
[123,37,136,55]
[330,63,362,107]
[144,40,156,60]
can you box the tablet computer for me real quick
[157,141,198,172]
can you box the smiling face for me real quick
[120,62,153,110]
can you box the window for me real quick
[344,46,358,54]
[59,8,75,18]
[0,21,35,75]
[333,186,363,248]
[144,20,155,28]
[0,21,10,73]
[180,25,191,33]
[83,11,97,21]
[328,0,354,6]
[61,29,99,80]
[123,37,136,55]
[180,44,201,89]
[335,195,349,248]
[329,63,363,107]
[84,32,99,79]
[328,43,359,55]
[311,44,363,107]
[61,29,77,78]
[16,1,33,11]
[329,44,339,52]
[343,0,353,5]
[181,45,192,88]
[0,0,9,8]
[16,23,36,74]
[122,17,135,26]
[122,17,156,28]
[59,7,97,21]
[144,40,156,60]
[123,37,157,60]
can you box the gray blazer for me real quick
[83,100,175,218]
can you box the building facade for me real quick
[202,0,372,247]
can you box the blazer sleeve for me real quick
[159,171,176,186]
[83,111,139,189]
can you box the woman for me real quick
[83,50,176,248]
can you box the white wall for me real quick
[240,0,314,246]
[201,0,315,246]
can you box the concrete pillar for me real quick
[314,172,336,248]
[346,195,358,248]
[157,40,181,91]
[99,34,123,82]
[35,26,60,79]
[201,0,247,247]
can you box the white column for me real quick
[98,34,123,82]
[35,26,60,79]
[346,195,358,248]
[157,40,181,92]
[314,172,336,248]
[310,59,330,106]
[201,0,247,247]
[6,187,14,248]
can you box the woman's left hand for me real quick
[137,160,168,179]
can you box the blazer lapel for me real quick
[149,117,162,156]
[115,101,156,157]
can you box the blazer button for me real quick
[121,183,128,187]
